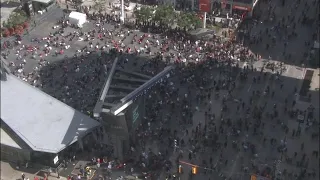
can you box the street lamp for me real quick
[120,0,125,23]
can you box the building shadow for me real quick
[5,161,43,175]
[37,50,168,114]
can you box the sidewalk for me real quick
[0,161,67,180]
[1,3,59,42]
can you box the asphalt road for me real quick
[156,61,318,180]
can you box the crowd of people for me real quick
[2,0,319,179]
[2,7,255,115]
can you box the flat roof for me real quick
[1,74,101,154]
[0,127,22,149]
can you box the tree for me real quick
[153,5,176,26]
[134,6,154,23]
[177,12,201,30]
[5,10,28,29]
[92,0,106,13]
[189,13,202,29]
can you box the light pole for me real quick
[120,0,125,24]
[203,11,207,28]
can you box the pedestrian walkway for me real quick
[0,161,67,180]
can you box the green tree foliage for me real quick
[189,13,202,29]
[133,5,202,30]
[177,12,201,30]
[134,6,154,23]
[153,5,175,26]
[4,10,28,29]
[92,0,106,13]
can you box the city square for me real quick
[0,0,319,179]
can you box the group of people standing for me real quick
[2,0,318,179]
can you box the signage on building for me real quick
[233,5,251,11]
[199,0,210,12]
[53,155,59,164]
[132,105,139,124]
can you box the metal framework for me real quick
[93,57,175,117]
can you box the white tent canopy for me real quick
[68,11,87,27]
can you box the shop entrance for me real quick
[232,5,250,19]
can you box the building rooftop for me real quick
[1,73,101,154]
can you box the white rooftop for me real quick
[0,74,100,154]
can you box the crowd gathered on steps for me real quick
[3,0,319,179]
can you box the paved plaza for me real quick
[0,161,67,180]
[151,62,319,180]
[1,0,319,179]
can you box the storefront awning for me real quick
[32,0,52,4]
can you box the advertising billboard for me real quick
[125,95,145,132]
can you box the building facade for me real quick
[180,0,260,17]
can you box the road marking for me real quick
[247,84,252,92]
[228,74,273,178]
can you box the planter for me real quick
[2,29,11,37]
[14,25,24,35]
[16,29,24,35]
[22,21,29,29]
[14,25,23,31]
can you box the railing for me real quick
[56,162,64,173]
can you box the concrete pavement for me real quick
[1,0,318,179]
[245,0,317,67]
[0,161,67,180]
[160,59,319,180]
